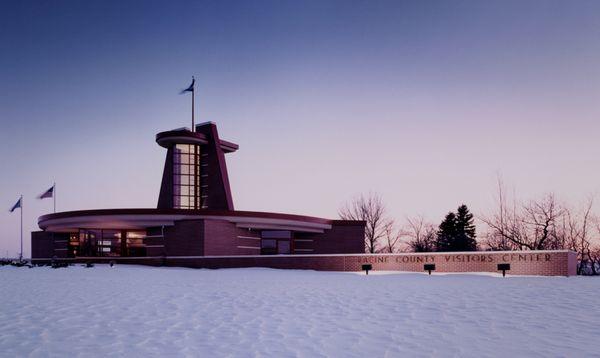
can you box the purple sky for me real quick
[2,1,600,257]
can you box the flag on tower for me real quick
[38,185,55,199]
[180,77,195,94]
[179,76,196,132]
[9,197,22,212]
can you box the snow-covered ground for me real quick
[1,265,598,357]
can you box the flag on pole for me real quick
[38,185,54,199]
[180,77,195,94]
[9,197,22,212]
[180,76,196,132]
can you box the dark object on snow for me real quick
[424,264,436,275]
[109,261,116,267]
[85,262,94,268]
[498,263,510,277]
[362,264,372,275]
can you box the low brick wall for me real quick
[32,250,577,276]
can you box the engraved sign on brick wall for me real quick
[32,250,577,276]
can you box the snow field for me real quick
[0,265,598,357]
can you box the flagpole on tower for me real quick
[180,77,196,132]
[191,76,195,132]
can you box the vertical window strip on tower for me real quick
[173,144,200,209]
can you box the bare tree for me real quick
[480,178,524,250]
[381,222,402,253]
[404,215,437,252]
[481,177,600,275]
[494,193,564,250]
[588,224,600,275]
[560,199,597,274]
[339,193,392,253]
[521,193,564,250]
[481,178,565,250]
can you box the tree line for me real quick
[339,180,600,275]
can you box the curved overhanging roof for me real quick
[38,208,337,233]
[156,129,238,153]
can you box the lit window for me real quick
[173,143,201,209]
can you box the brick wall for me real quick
[31,231,69,259]
[343,251,576,276]
[203,220,264,255]
[145,226,166,256]
[31,231,54,258]
[35,250,577,276]
[233,227,262,255]
[164,220,204,256]
[52,233,69,258]
[295,221,365,254]
[203,219,236,255]
[166,250,576,276]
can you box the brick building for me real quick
[32,122,366,260]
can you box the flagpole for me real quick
[20,195,23,262]
[191,77,195,132]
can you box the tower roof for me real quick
[156,127,238,153]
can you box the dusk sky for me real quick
[2,0,600,257]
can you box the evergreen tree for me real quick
[435,212,457,251]
[435,205,478,251]
[454,204,477,251]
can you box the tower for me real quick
[156,122,238,210]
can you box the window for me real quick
[277,240,291,254]
[261,239,276,249]
[262,231,292,239]
[260,239,291,255]
[79,229,101,257]
[261,231,292,255]
[126,231,145,247]
[101,230,121,257]
[68,233,79,258]
[75,229,147,257]
[261,239,277,255]
[173,144,201,209]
